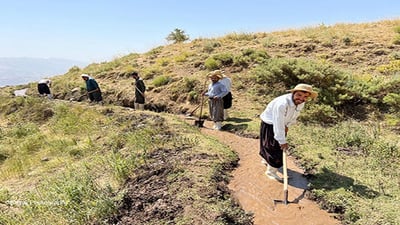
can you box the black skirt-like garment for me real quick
[38,83,50,95]
[259,121,283,168]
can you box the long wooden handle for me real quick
[282,150,289,204]
[283,151,288,191]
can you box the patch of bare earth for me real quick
[108,148,186,225]
[200,120,340,225]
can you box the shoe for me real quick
[265,165,283,182]
[261,158,268,165]
[214,122,222,130]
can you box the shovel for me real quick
[194,78,208,127]
[194,93,205,127]
[186,98,207,117]
[273,150,295,206]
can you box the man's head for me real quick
[288,83,318,105]
[81,74,90,81]
[207,70,223,83]
[131,72,139,79]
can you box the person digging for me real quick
[259,83,318,181]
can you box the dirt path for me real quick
[199,120,340,225]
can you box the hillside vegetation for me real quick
[1,19,400,224]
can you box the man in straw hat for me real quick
[259,83,318,181]
[203,70,229,130]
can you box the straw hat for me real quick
[81,74,90,78]
[207,70,223,79]
[288,83,318,99]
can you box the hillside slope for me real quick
[1,19,400,225]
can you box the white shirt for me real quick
[205,81,228,98]
[260,93,304,144]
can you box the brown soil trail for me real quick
[199,120,340,225]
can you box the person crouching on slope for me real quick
[81,74,103,103]
[259,83,318,181]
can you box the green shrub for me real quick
[299,104,340,124]
[146,46,163,55]
[204,57,221,70]
[204,53,234,70]
[250,57,363,110]
[152,75,171,87]
[141,66,162,79]
[383,93,400,111]
[203,41,221,53]
[394,26,400,34]
[166,28,189,43]
[233,55,251,68]
[343,37,352,45]
[224,32,255,41]
[330,121,374,154]
[213,53,234,66]
[234,49,270,67]
[174,52,189,63]
[389,51,400,60]
[393,35,400,45]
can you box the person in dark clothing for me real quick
[259,83,318,181]
[81,74,103,102]
[131,72,146,110]
[37,78,52,99]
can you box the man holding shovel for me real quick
[131,72,146,110]
[81,74,103,103]
[259,83,318,181]
[203,70,228,130]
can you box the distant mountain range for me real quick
[0,57,88,87]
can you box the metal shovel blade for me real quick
[273,190,289,205]
[194,120,204,127]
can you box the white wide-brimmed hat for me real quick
[207,70,223,79]
[288,83,318,99]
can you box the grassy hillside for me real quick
[1,19,400,224]
[0,97,251,224]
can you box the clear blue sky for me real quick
[1,0,399,63]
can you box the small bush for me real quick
[146,46,163,55]
[299,104,340,124]
[394,26,400,34]
[152,75,171,87]
[204,57,221,70]
[213,53,234,66]
[393,35,400,45]
[203,41,221,53]
[224,32,255,41]
[343,37,352,45]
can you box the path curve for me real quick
[198,120,340,225]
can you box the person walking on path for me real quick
[259,83,318,181]
[37,78,52,99]
[81,74,103,103]
[218,70,232,120]
[203,70,228,130]
[131,71,146,110]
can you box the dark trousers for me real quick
[89,90,102,102]
[259,121,283,168]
